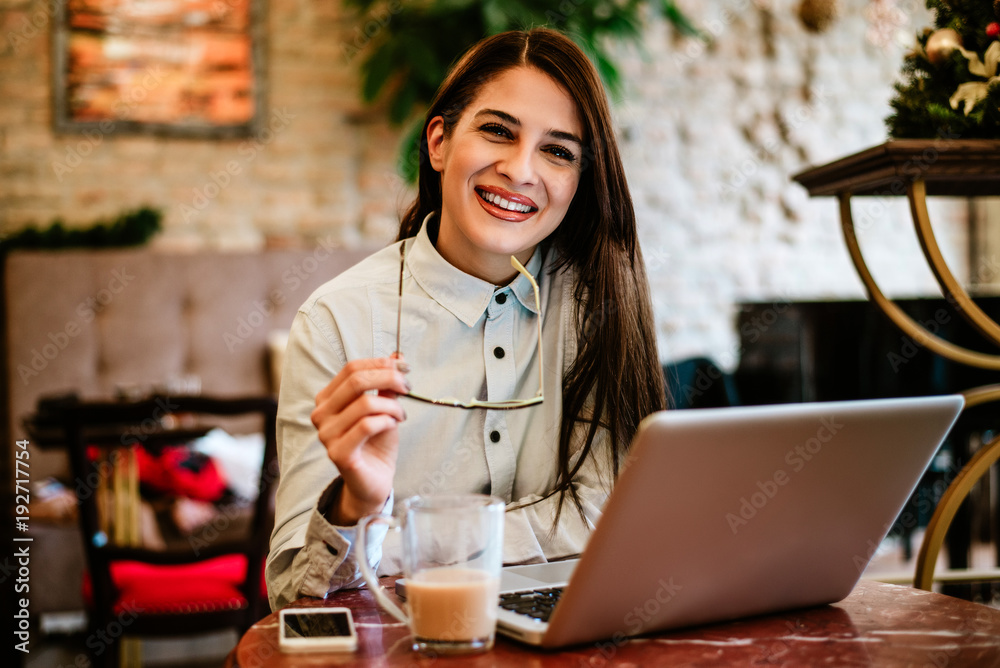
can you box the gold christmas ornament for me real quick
[798,0,840,33]
[925,27,963,65]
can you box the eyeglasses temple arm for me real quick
[510,256,543,399]
[396,243,405,357]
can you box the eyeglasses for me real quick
[394,242,544,410]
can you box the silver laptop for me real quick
[492,395,964,647]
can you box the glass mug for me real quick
[357,494,505,654]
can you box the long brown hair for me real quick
[397,28,665,522]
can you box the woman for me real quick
[267,27,664,611]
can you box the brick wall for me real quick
[0,0,967,367]
[0,0,402,249]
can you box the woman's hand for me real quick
[311,357,410,525]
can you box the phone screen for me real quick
[282,610,354,638]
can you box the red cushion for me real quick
[84,555,249,616]
[135,445,228,502]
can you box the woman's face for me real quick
[427,66,584,284]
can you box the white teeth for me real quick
[479,189,533,213]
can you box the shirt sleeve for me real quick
[265,309,391,611]
[266,479,392,611]
[502,426,614,565]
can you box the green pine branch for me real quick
[886,0,1000,139]
[0,207,162,254]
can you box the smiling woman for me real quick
[428,66,583,282]
[266,27,665,611]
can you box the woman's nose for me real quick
[496,143,538,186]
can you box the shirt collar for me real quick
[406,212,543,327]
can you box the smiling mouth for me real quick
[476,188,538,214]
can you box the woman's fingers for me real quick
[316,357,409,401]
[315,393,405,446]
[317,412,399,476]
[312,357,410,428]
[335,414,400,462]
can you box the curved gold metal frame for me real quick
[839,184,1000,590]
[913,386,1000,590]
[839,191,1000,369]
[908,180,1000,344]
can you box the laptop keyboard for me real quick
[499,587,564,622]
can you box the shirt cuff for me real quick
[298,478,394,598]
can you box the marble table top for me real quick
[228,578,1000,667]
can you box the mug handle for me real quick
[356,513,409,624]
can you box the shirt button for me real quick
[495,293,507,304]
[490,430,501,443]
[494,347,505,359]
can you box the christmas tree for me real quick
[886,0,1000,138]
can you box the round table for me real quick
[228,578,1000,667]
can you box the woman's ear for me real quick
[426,116,446,172]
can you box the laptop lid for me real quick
[496,394,964,648]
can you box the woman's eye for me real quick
[545,145,577,163]
[480,123,512,139]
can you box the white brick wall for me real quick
[620,0,966,367]
[0,0,966,368]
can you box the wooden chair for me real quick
[59,395,277,667]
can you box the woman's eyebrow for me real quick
[474,108,583,147]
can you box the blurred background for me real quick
[3,1,999,666]
[1,0,978,366]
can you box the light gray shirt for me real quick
[266,215,613,611]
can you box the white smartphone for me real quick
[278,607,358,652]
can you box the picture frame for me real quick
[52,0,267,139]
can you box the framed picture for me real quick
[52,0,267,138]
